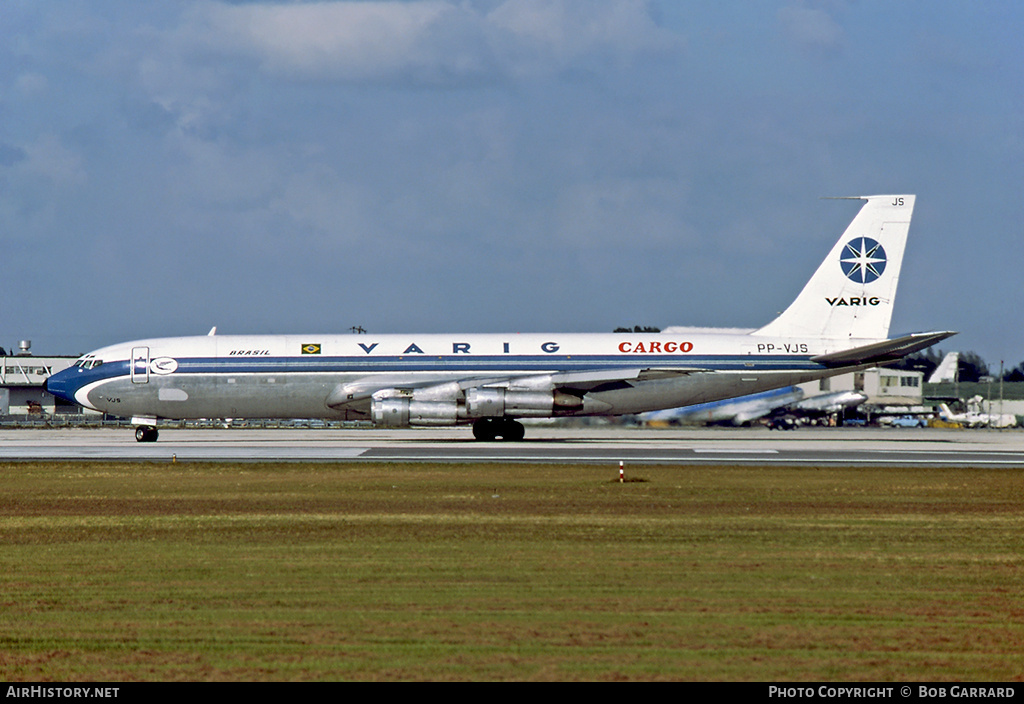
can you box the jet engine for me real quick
[465,388,582,417]
[367,382,585,428]
[371,398,459,427]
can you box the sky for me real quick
[2,0,1022,369]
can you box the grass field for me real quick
[1,460,1023,681]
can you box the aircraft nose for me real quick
[43,369,71,403]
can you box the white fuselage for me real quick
[50,330,864,424]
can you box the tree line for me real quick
[888,349,1024,383]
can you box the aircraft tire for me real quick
[472,418,525,442]
[472,418,498,441]
[502,419,526,442]
[135,426,159,443]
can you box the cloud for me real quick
[553,177,689,249]
[269,164,381,246]
[0,142,27,168]
[199,0,475,82]
[187,0,676,84]
[5,1,1022,365]
[21,134,86,185]
[488,0,678,75]
[14,72,50,97]
[777,2,846,54]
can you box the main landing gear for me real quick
[135,426,159,443]
[472,417,526,442]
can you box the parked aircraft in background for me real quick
[789,389,869,418]
[927,352,959,384]
[45,194,954,442]
[642,387,868,426]
[642,386,806,426]
[938,398,1016,428]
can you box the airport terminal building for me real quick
[809,367,925,407]
[0,343,77,417]
[807,368,1024,422]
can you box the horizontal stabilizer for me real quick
[811,331,957,367]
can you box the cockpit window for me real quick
[75,357,104,369]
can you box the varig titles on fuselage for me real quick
[221,338,822,358]
[343,339,698,356]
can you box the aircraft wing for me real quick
[811,331,956,367]
[454,367,705,391]
[326,367,705,410]
[549,366,704,389]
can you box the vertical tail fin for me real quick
[753,195,915,342]
[927,351,959,384]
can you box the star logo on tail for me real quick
[840,237,886,283]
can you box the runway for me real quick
[2,425,1023,466]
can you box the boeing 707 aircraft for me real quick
[45,195,954,442]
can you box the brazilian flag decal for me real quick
[301,343,322,355]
